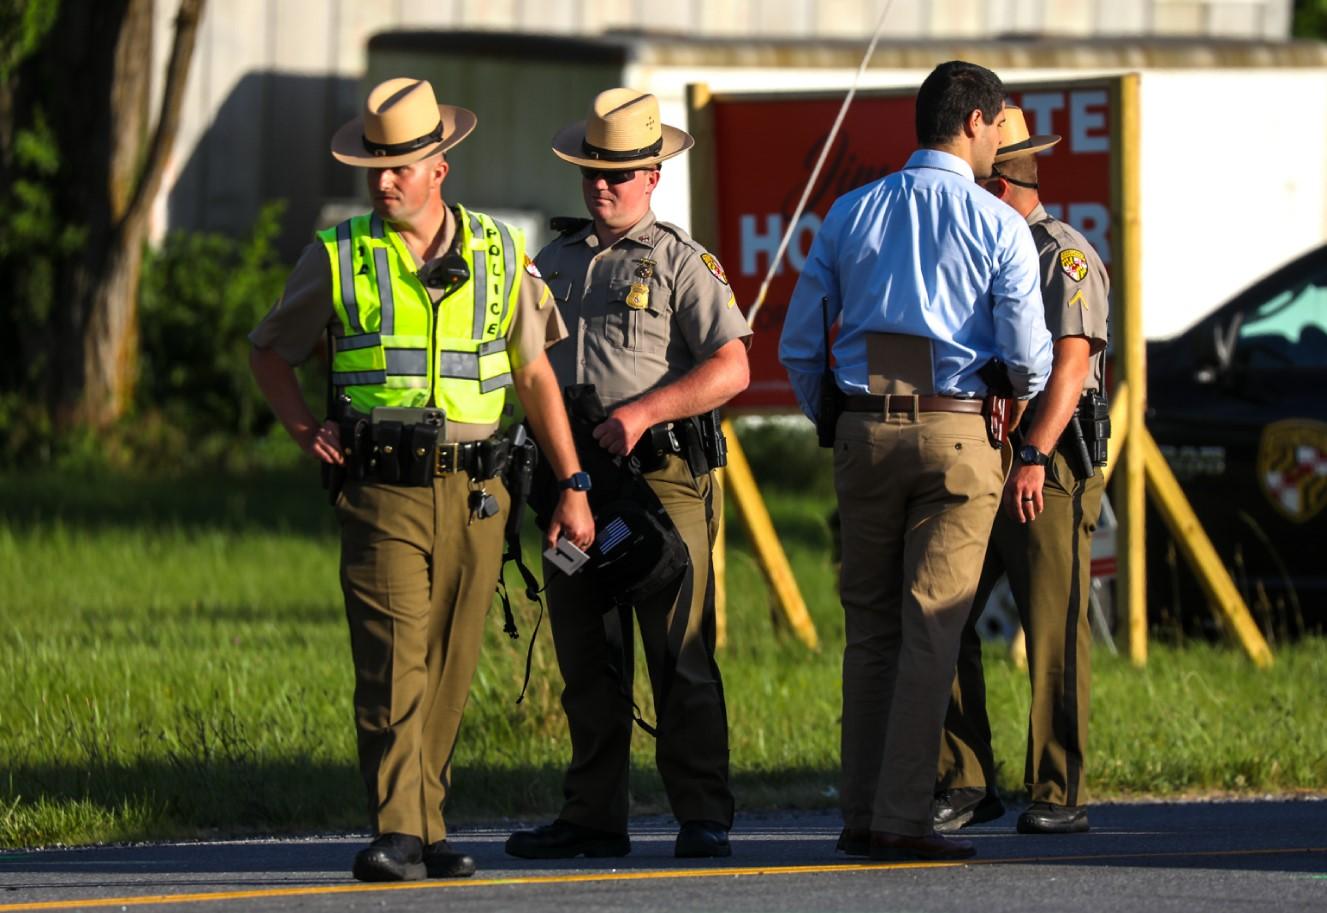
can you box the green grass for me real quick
[2,462,1325,849]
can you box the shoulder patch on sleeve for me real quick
[524,254,541,278]
[700,252,729,286]
[1059,249,1089,282]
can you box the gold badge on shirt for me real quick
[625,258,654,310]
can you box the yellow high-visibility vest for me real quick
[318,205,522,423]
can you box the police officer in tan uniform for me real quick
[249,78,594,882]
[935,107,1110,835]
[504,89,751,860]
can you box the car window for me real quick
[1235,268,1327,369]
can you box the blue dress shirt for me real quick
[779,149,1052,419]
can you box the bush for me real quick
[137,201,294,440]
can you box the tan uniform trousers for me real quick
[940,451,1105,806]
[336,473,510,843]
[835,409,1003,836]
[546,454,734,833]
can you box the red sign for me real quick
[706,82,1116,411]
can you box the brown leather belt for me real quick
[843,394,984,415]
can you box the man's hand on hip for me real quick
[302,420,345,465]
[593,401,652,456]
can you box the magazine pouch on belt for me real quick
[528,384,688,607]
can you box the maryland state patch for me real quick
[524,255,541,279]
[700,252,729,286]
[1059,249,1088,282]
[1258,419,1327,523]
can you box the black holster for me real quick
[1060,414,1095,482]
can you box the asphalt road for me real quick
[1,799,1323,912]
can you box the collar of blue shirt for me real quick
[904,148,975,182]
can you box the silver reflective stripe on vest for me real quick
[334,333,381,352]
[335,221,363,334]
[495,219,516,328]
[480,372,513,394]
[332,370,387,386]
[468,211,488,339]
[385,348,427,376]
[477,338,507,356]
[373,247,396,335]
[437,351,481,380]
[369,213,385,239]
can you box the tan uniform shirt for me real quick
[1027,204,1110,393]
[536,210,751,409]
[249,205,567,441]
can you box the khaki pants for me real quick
[940,451,1104,806]
[835,410,1002,836]
[336,473,510,842]
[546,454,733,833]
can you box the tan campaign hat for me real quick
[993,105,1060,163]
[551,88,693,169]
[330,78,476,168]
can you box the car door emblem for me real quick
[1258,419,1327,523]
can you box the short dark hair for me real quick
[915,61,1005,146]
[994,152,1037,184]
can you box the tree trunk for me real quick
[6,0,205,430]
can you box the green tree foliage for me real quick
[1293,0,1327,38]
[137,201,291,439]
[0,0,59,82]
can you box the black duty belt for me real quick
[844,394,984,415]
[433,439,500,476]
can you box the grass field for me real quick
[2,454,1325,849]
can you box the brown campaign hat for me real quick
[994,105,1061,163]
[330,78,476,168]
[551,88,693,170]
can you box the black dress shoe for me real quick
[352,833,427,882]
[505,819,631,859]
[933,787,1006,834]
[424,840,476,878]
[1017,802,1089,834]
[675,820,731,858]
[869,830,976,861]
[835,827,870,857]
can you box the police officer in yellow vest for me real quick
[504,89,751,860]
[249,78,594,882]
[934,107,1110,836]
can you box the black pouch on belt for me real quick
[476,434,511,481]
[403,422,440,486]
[372,420,404,483]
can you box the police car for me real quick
[1146,242,1327,637]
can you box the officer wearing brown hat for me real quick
[934,106,1110,836]
[249,77,594,881]
[504,88,751,860]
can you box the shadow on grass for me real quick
[0,470,337,539]
[1,758,841,850]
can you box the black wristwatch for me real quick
[559,471,593,492]
[1017,443,1051,467]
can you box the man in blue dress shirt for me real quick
[779,60,1053,861]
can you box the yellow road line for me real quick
[0,846,1322,912]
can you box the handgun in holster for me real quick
[502,424,539,542]
[321,392,357,504]
[1060,414,1096,482]
[977,359,1015,450]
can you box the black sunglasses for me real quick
[579,167,641,185]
